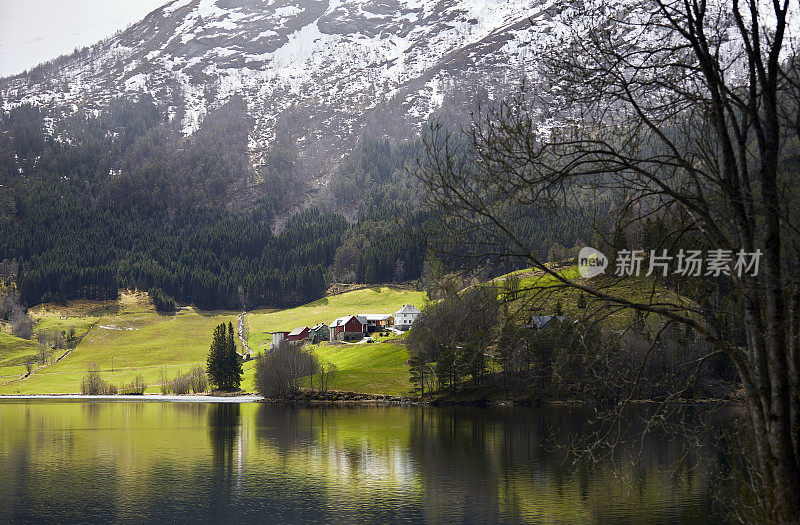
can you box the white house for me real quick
[394,305,421,331]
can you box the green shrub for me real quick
[80,363,110,394]
[159,367,170,394]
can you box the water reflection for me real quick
[0,401,732,524]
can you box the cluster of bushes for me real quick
[120,375,146,395]
[79,363,211,396]
[22,327,80,373]
[160,366,207,394]
[80,364,148,395]
[253,340,337,398]
[80,363,117,395]
[406,285,732,402]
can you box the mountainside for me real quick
[0,0,550,182]
[0,0,586,313]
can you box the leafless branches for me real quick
[415,0,800,520]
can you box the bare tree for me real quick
[316,361,338,393]
[10,307,33,339]
[254,340,319,399]
[416,0,800,521]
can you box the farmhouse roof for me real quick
[288,326,309,336]
[328,315,366,328]
[395,305,421,315]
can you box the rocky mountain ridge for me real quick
[1,0,555,181]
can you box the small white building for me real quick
[394,305,421,331]
[269,331,289,351]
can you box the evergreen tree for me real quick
[225,321,243,390]
[206,323,229,390]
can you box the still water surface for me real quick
[0,401,733,524]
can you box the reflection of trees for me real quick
[81,400,104,426]
[0,403,738,522]
[407,406,725,522]
[0,403,121,521]
[209,403,240,471]
[254,404,319,453]
[206,403,241,521]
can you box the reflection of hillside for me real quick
[0,402,730,522]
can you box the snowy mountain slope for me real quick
[0,0,555,179]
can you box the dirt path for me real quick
[237,312,251,358]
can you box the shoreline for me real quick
[0,394,263,403]
[0,392,742,408]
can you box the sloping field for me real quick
[2,288,426,395]
[0,293,240,394]
[244,286,427,351]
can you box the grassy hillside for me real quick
[238,338,412,396]
[0,297,107,384]
[312,337,412,395]
[496,265,695,335]
[1,287,426,395]
[0,293,241,394]
[0,332,37,381]
[244,286,427,350]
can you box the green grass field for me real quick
[495,265,695,335]
[244,286,427,350]
[0,293,241,394]
[311,337,411,395]
[0,332,37,381]
[1,287,425,395]
[238,338,413,396]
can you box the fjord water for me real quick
[0,401,731,523]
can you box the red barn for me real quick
[328,315,367,341]
[286,326,310,342]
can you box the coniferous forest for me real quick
[0,95,582,310]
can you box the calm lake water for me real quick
[0,401,735,524]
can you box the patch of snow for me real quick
[274,5,302,18]
[125,73,148,91]
[164,0,194,15]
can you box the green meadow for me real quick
[1,287,426,396]
[244,286,427,350]
[0,292,242,395]
[0,269,676,396]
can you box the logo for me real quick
[578,247,608,278]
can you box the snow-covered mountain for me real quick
[0,0,554,178]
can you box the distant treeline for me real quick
[2,191,344,309]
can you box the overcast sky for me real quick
[0,0,168,77]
